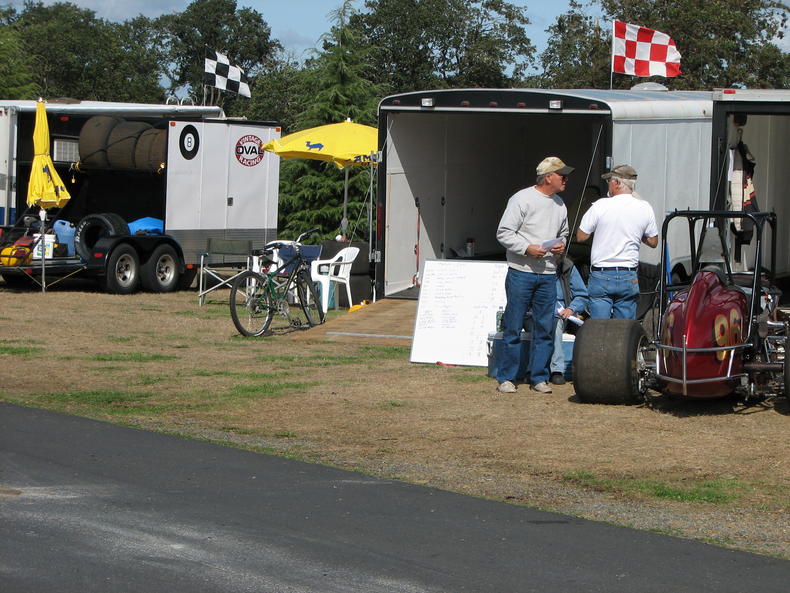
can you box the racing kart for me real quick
[573,210,790,404]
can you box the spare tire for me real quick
[79,116,121,168]
[107,121,151,169]
[134,128,167,170]
[74,213,130,261]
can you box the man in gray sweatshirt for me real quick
[495,156,572,394]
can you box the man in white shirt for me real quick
[576,165,658,319]
[495,156,571,394]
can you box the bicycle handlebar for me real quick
[296,227,321,244]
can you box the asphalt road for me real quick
[1,402,787,593]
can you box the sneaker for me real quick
[530,381,552,394]
[550,372,566,385]
[496,380,517,393]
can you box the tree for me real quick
[12,2,164,101]
[539,0,790,90]
[276,1,380,240]
[0,22,39,99]
[532,1,610,88]
[155,0,281,110]
[351,0,535,93]
[600,0,790,89]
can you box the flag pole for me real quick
[609,20,615,90]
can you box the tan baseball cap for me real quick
[536,156,574,176]
[602,164,638,180]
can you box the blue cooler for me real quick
[487,331,575,381]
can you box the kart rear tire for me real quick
[74,213,130,261]
[574,319,647,405]
[107,121,151,169]
[79,116,121,168]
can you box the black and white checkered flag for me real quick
[204,47,251,98]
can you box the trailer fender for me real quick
[88,236,185,272]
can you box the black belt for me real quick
[591,265,637,271]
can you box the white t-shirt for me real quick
[578,194,658,268]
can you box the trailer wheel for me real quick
[141,244,180,292]
[573,319,647,405]
[74,213,130,261]
[103,243,139,294]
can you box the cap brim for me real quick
[601,171,615,179]
[556,166,574,175]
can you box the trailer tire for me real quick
[573,319,647,405]
[103,243,139,294]
[74,213,130,261]
[79,116,121,168]
[141,244,180,292]
[134,128,161,170]
[134,128,166,170]
[107,121,151,169]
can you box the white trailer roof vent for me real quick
[630,82,669,91]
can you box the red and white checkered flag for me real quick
[612,20,681,77]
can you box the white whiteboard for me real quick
[410,259,508,367]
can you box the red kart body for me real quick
[659,270,747,398]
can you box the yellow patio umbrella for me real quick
[27,99,71,209]
[262,119,377,169]
[26,99,71,292]
[262,119,378,233]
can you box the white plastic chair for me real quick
[310,246,360,311]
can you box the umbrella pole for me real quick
[39,208,47,293]
[341,167,349,235]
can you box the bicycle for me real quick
[229,228,325,336]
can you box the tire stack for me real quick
[78,116,166,171]
[318,240,372,307]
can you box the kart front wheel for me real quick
[573,319,648,405]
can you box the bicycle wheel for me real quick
[296,270,325,326]
[229,270,275,336]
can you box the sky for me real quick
[7,0,574,60]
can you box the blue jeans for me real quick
[588,269,640,319]
[497,268,555,385]
[550,316,566,375]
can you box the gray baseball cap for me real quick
[601,164,637,180]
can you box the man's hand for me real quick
[558,307,574,320]
[549,240,566,256]
[526,244,548,257]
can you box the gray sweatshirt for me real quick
[496,185,569,274]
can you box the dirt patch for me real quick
[0,285,788,558]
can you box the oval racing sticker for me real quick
[235,134,264,167]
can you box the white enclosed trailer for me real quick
[0,100,280,292]
[375,88,717,299]
[710,88,790,278]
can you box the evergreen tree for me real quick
[276,1,380,242]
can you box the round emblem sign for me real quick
[235,134,264,167]
[179,125,200,160]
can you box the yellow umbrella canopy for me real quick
[262,119,377,169]
[26,99,71,209]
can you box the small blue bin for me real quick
[52,219,76,256]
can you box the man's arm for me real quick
[576,229,591,243]
[642,235,658,248]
